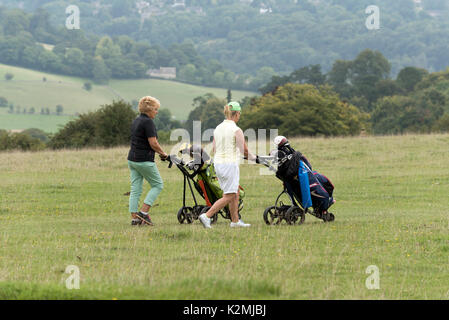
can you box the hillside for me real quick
[0,64,256,132]
[2,0,449,76]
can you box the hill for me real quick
[2,0,449,76]
[0,133,448,299]
[0,63,256,132]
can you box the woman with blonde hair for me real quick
[127,96,168,226]
[199,101,259,229]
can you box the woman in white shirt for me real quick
[199,101,259,228]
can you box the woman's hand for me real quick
[159,152,169,161]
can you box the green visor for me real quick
[228,101,241,112]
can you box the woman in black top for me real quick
[127,96,168,226]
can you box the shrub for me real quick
[49,100,137,149]
[0,130,45,152]
[240,83,369,137]
[0,97,8,107]
[83,82,92,91]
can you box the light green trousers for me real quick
[128,160,164,213]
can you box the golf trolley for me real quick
[164,146,243,225]
[258,156,335,226]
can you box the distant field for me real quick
[107,79,255,120]
[0,64,257,132]
[0,134,448,299]
[0,108,74,133]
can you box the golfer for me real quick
[127,96,168,226]
[199,101,258,228]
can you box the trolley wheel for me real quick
[263,206,283,225]
[286,206,305,225]
[200,206,218,225]
[177,206,193,224]
[192,205,206,220]
[222,207,241,221]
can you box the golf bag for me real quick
[166,144,244,224]
[275,142,335,215]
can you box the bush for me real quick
[184,94,227,136]
[22,128,50,143]
[239,83,369,137]
[83,82,92,91]
[0,97,8,107]
[0,130,46,152]
[371,90,446,135]
[56,105,63,115]
[4,73,14,81]
[49,100,137,149]
[432,113,449,133]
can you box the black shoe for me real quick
[136,212,154,226]
[131,219,142,226]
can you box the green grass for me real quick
[0,64,256,132]
[0,134,448,299]
[0,108,74,133]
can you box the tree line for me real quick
[0,6,264,89]
[2,48,449,152]
[6,0,448,78]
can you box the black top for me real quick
[127,114,158,162]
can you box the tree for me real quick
[94,100,137,147]
[153,109,181,131]
[396,67,428,92]
[23,128,50,143]
[239,83,368,137]
[2,10,29,36]
[259,75,290,95]
[178,64,197,82]
[185,94,227,137]
[290,64,326,86]
[327,60,353,98]
[92,57,111,84]
[64,48,85,75]
[371,89,446,134]
[49,101,137,149]
[350,50,391,105]
[83,82,92,91]
[227,89,232,103]
[95,36,121,60]
[56,105,63,115]
[37,50,61,72]
[0,131,45,151]
[0,97,7,107]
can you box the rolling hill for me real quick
[0,64,257,132]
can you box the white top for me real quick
[213,120,241,164]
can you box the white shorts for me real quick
[214,163,240,194]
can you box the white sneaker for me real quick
[230,220,251,228]
[199,213,212,229]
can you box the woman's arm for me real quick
[235,129,257,161]
[148,137,168,159]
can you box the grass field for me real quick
[0,134,448,299]
[0,64,256,132]
[0,108,75,133]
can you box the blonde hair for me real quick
[224,105,239,119]
[138,96,160,114]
